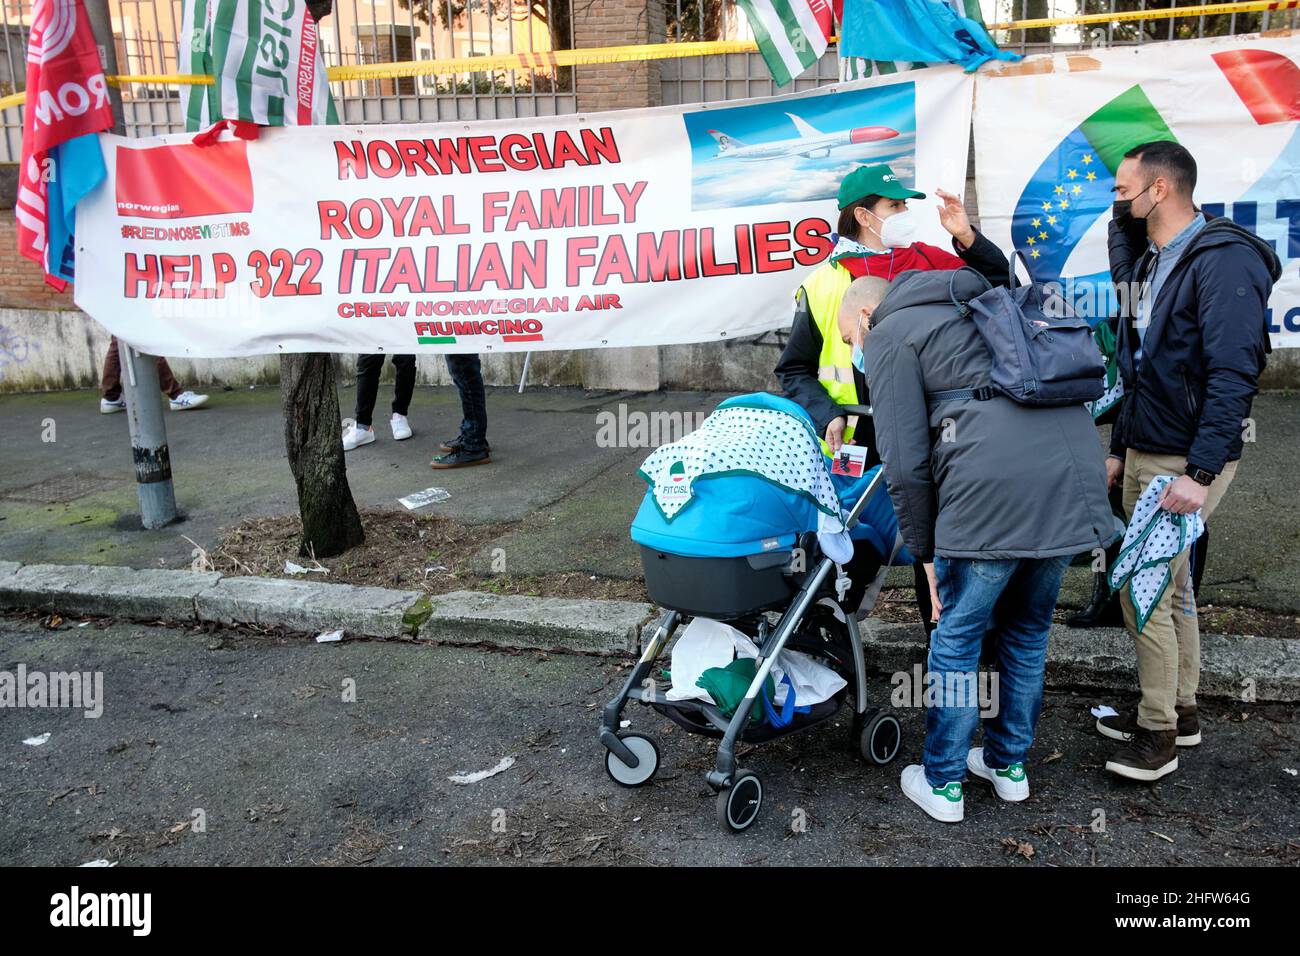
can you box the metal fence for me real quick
[1,0,1296,161]
[658,0,1300,106]
[0,0,578,161]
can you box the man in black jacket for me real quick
[1097,141,1280,782]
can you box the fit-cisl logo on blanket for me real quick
[657,460,691,498]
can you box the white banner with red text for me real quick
[72,66,973,356]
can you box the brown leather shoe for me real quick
[1096,704,1201,747]
[1105,728,1179,782]
[1173,703,1201,746]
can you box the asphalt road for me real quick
[2,616,1296,867]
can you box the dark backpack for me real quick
[946,258,1105,407]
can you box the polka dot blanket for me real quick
[1108,475,1205,633]
[637,402,847,541]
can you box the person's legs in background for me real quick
[913,561,936,636]
[432,354,490,468]
[1066,484,1125,628]
[1190,525,1209,599]
[155,357,183,400]
[343,353,385,450]
[389,354,416,440]
[100,338,125,411]
[101,337,205,413]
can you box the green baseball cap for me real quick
[837,164,926,209]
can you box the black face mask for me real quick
[1113,182,1157,230]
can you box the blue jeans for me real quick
[922,554,1070,787]
[445,354,488,452]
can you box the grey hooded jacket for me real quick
[862,269,1116,563]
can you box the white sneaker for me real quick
[967,747,1029,802]
[390,413,413,441]
[900,764,964,823]
[342,423,375,451]
[100,397,126,414]
[169,391,209,411]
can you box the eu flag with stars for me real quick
[1012,85,1175,284]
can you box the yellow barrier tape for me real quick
[327,39,760,81]
[1,3,1296,113]
[0,72,213,112]
[988,0,1300,32]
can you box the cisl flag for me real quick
[736,0,835,87]
[15,0,114,290]
[179,0,338,131]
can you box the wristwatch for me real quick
[1185,464,1215,487]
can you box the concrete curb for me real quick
[0,562,654,652]
[422,590,653,654]
[0,562,1295,699]
[856,619,1299,703]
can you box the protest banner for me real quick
[974,33,1300,349]
[72,66,974,356]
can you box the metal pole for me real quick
[517,351,532,393]
[84,0,179,528]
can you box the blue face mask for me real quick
[850,312,868,373]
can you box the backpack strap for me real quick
[947,266,993,317]
[927,386,996,411]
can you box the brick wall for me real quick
[0,167,78,311]
[574,0,665,113]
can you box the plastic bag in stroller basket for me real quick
[666,617,846,710]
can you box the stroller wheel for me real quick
[604,732,660,787]
[860,709,902,765]
[716,771,763,833]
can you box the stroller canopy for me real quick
[632,393,845,559]
[631,392,906,563]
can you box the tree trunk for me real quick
[279,353,364,557]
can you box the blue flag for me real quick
[45,133,106,284]
[839,0,1019,73]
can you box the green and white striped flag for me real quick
[180,0,338,132]
[736,0,835,87]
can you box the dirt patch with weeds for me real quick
[212,508,648,602]
[211,510,1300,639]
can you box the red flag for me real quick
[15,0,115,290]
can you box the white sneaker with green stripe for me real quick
[900,765,964,823]
[966,747,1029,802]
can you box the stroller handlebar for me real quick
[842,463,886,531]
[841,404,873,418]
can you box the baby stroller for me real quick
[598,393,906,833]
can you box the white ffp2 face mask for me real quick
[868,208,917,249]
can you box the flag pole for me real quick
[84,0,179,529]
[517,351,532,393]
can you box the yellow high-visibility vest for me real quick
[799,260,859,454]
